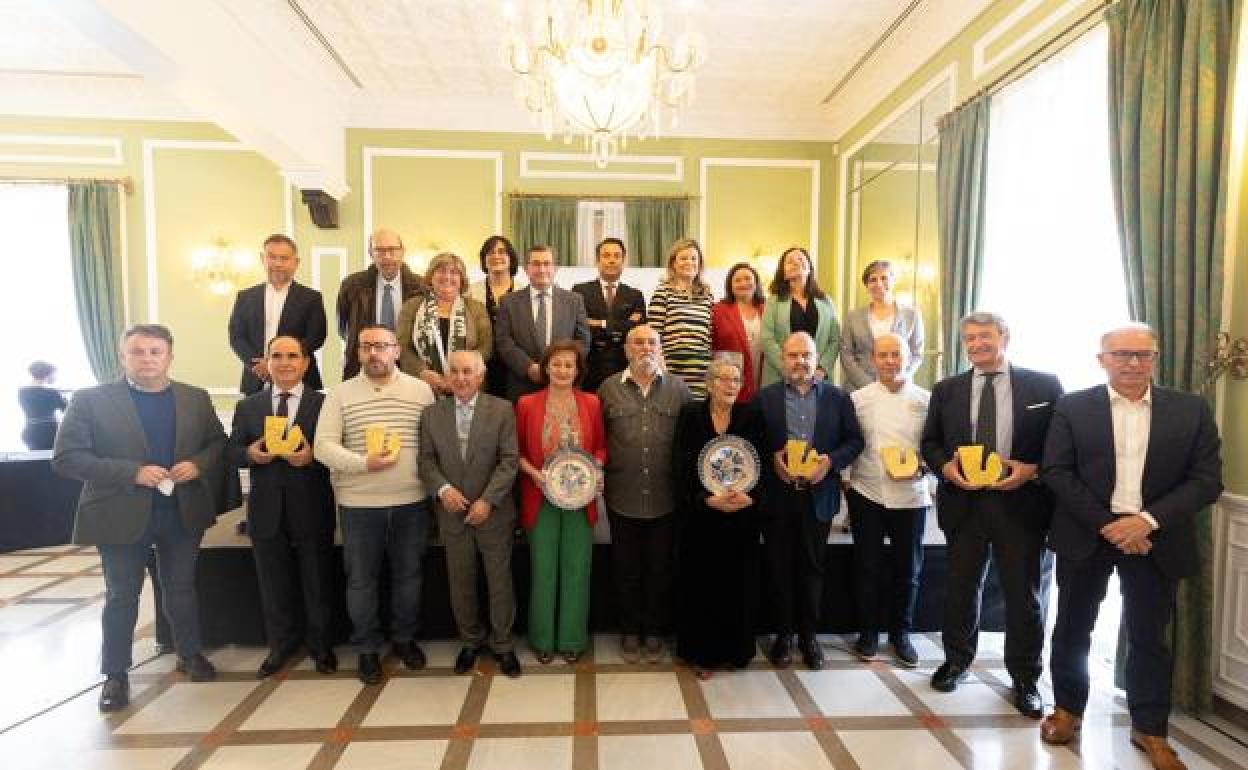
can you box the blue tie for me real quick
[381,283,396,330]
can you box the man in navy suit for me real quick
[572,238,646,391]
[920,311,1063,717]
[228,234,327,394]
[1039,323,1221,769]
[758,331,864,669]
[226,335,338,678]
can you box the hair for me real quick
[860,259,893,285]
[446,348,486,372]
[704,355,744,388]
[120,324,174,348]
[367,230,404,251]
[664,238,711,297]
[425,251,469,295]
[538,339,586,388]
[769,247,827,299]
[720,262,765,306]
[28,361,56,380]
[265,335,309,357]
[1099,322,1158,350]
[596,237,627,258]
[959,311,1010,337]
[526,244,555,263]
[871,331,908,361]
[262,233,298,254]
[356,323,397,343]
[478,235,519,276]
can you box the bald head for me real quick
[368,227,405,280]
[872,332,908,388]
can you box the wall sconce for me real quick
[1205,331,1248,390]
[190,238,257,296]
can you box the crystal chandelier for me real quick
[502,0,704,167]
[190,238,257,297]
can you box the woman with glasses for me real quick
[397,252,491,397]
[839,259,925,391]
[470,236,526,397]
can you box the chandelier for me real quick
[502,0,704,167]
[190,238,257,297]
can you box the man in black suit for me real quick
[920,311,1063,717]
[572,238,646,391]
[226,335,338,678]
[228,234,327,394]
[1040,323,1221,769]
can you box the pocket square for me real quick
[1025,402,1050,410]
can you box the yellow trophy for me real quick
[263,416,305,456]
[784,439,822,486]
[879,445,919,479]
[957,445,1005,486]
[365,425,402,461]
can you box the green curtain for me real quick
[1107,0,1236,714]
[625,198,688,267]
[510,197,578,266]
[935,93,992,376]
[67,182,124,383]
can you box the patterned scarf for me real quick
[412,294,469,375]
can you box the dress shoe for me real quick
[1130,730,1187,770]
[1013,681,1044,719]
[768,635,793,667]
[930,662,969,692]
[496,650,522,678]
[175,653,217,682]
[562,650,582,664]
[313,651,338,674]
[852,633,880,662]
[643,636,665,663]
[98,674,129,712]
[358,653,383,685]
[620,634,641,663]
[890,634,919,668]
[798,635,824,670]
[535,649,554,665]
[256,645,299,679]
[393,640,427,670]
[454,646,480,675]
[1039,707,1082,745]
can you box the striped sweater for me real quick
[314,370,435,507]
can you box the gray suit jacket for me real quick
[52,381,236,545]
[418,393,519,533]
[494,285,591,400]
[839,304,925,390]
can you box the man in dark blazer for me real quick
[572,237,646,391]
[418,350,522,677]
[758,331,864,670]
[227,233,327,394]
[920,311,1063,718]
[53,324,236,712]
[336,227,426,379]
[226,335,338,678]
[1040,323,1221,769]
[494,244,591,401]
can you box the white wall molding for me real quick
[519,151,684,182]
[972,0,1086,81]
[0,132,122,165]
[1215,492,1248,710]
[698,157,821,265]
[360,147,504,268]
[861,160,938,173]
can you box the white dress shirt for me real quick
[848,381,932,509]
[270,382,304,420]
[1108,384,1158,529]
[263,281,291,350]
[375,275,402,324]
[530,287,554,347]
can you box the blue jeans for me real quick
[98,507,203,675]
[340,501,430,653]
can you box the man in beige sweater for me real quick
[315,324,436,684]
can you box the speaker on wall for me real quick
[301,189,339,229]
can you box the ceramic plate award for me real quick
[698,435,760,495]
[542,447,602,510]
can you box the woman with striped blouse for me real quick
[648,238,715,400]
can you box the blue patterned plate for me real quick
[542,447,602,510]
[698,435,760,495]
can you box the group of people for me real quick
[47,227,1221,770]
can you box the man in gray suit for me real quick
[54,324,234,712]
[494,244,591,400]
[419,350,522,677]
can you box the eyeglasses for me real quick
[371,247,403,257]
[1103,350,1158,363]
[359,342,397,352]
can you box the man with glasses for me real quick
[1040,323,1221,770]
[337,227,427,379]
[314,324,436,684]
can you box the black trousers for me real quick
[846,489,926,639]
[1049,541,1176,736]
[608,510,676,637]
[251,497,336,656]
[942,494,1051,685]
[762,491,831,637]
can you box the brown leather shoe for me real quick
[1039,707,1082,745]
[1130,730,1187,770]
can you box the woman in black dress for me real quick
[674,356,763,678]
[18,361,68,450]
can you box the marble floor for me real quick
[1,545,1245,770]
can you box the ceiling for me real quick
[0,0,993,193]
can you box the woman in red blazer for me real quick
[710,262,766,402]
[515,339,606,663]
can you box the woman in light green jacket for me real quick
[759,246,840,386]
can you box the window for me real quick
[0,184,97,452]
[980,24,1129,390]
[576,201,626,266]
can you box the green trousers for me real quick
[527,502,593,653]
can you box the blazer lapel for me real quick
[172,383,193,460]
[517,287,538,349]
[1139,385,1166,493]
[950,371,974,446]
[275,282,301,335]
[105,381,150,457]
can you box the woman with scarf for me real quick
[397,252,492,395]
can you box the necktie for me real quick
[536,290,549,352]
[975,372,998,453]
[381,283,396,330]
[456,404,473,459]
[276,391,291,418]
[604,283,616,309]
